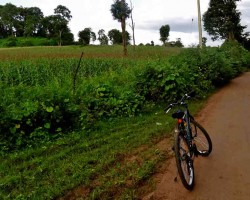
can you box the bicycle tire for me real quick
[190,119,212,157]
[174,130,195,190]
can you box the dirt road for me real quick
[142,72,250,200]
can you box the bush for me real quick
[0,42,249,152]
[2,36,17,47]
[20,39,34,47]
[0,85,79,151]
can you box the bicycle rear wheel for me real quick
[174,130,195,190]
[190,119,212,157]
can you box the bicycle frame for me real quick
[176,107,196,158]
[166,93,197,158]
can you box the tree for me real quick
[98,29,109,45]
[236,32,250,50]
[0,5,7,38]
[202,37,207,47]
[0,4,46,38]
[0,20,8,38]
[12,6,25,37]
[203,0,246,41]
[129,0,136,48]
[61,27,74,45]
[108,29,122,44]
[0,3,19,36]
[53,5,72,46]
[160,25,170,45]
[108,29,130,45]
[166,38,184,47]
[175,38,184,47]
[78,28,96,45]
[0,3,74,45]
[43,15,66,40]
[90,31,96,43]
[110,0,131,55]
[54,5,72,22]
[23,7,44,37]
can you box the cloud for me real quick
[238,1,250,10]
[1,0,249,46]
[136,17,198,34]
[237,0,250,32]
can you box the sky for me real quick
[1,0,250,47]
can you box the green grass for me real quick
[0,45,184,199]
[0,45,181,61]
[0,100,205,199]
[0,44,233,199]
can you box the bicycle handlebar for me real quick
[165,91,196,113]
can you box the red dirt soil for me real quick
[142,72,250,200]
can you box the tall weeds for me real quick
[0,42,249,152]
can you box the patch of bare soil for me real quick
[141,72,250,200]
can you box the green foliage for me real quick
[2,36,17,47]
[110,0,131,22]
[110,0,131,55]
[0,43,249,199]
[0,104,175,199]
[0,3,74,45]
[78,28,96,45]
[98,29,109,45]
[203,0,245,41]
[136,57,210,102]
[159,24,170,44]
[220,41,250,70]
[0,37,58,47]
[0,43,249,152]
[108,29,131,45]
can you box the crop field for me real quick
[0,45,181,60]
[0,45,184,151]
[0,43,249,199]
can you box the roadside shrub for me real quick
[168,49,213,96]
[136,63,196,102]
[169,42,250,87]
[0,85,80,151]
[198,48,235,86]
[0,42,249,152]
[220,40,250,71]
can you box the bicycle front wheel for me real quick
[190,119,212,157]
[174,130,195,190]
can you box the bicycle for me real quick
[165,91,212,190]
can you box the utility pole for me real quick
[197,0,203,48]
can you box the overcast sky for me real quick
[1,0,250,46]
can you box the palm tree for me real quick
[110,0,131,56]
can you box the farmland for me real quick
[0,43,250,199]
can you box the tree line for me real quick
[0,3,74,45]
[1,0,249,50]
[0,2,183,48]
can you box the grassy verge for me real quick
[0,100,205,199]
